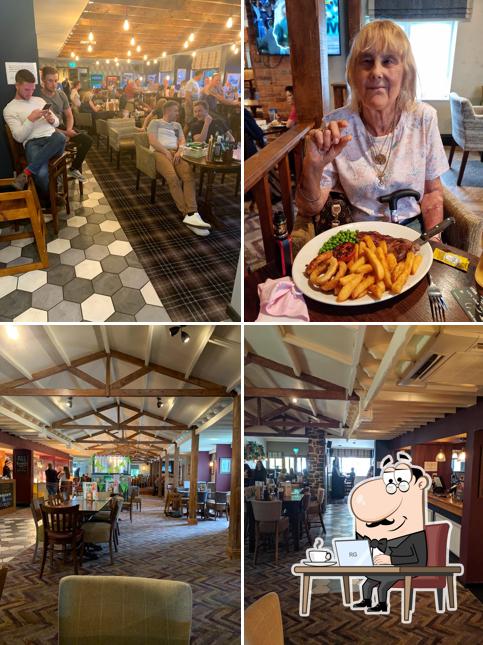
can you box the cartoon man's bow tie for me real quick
[367,538,388,551]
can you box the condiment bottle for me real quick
[273,211,293,276]
[331,203,341,228]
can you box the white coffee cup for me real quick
[308,548,332,563]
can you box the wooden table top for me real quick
[244,99,262,107]
[184,155,241,172]
[245,241,478,322]
[53,499,110,513]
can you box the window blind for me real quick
[367,0,472,20]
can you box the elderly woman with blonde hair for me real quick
[295,20,448,242]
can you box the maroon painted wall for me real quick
[198,451,210,482]
[0,430,70,459]
[215,444,232,492]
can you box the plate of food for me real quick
[291,221,434,306]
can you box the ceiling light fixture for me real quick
[114,57,118,62]
[87,44,93,53]
[106,59,110,64]
[127,58,131,63]
[143,54,148,60]
[130,36,135,46]
[157,397,164,409]
[188,33,195,42]
[169,326,190,343]
[191,51,196,57]
[67,396,73,408]
[291,397,298,404]
[136,45,141,53]
[183,41,188,49]
[127,50,132,57]
[96,60,99,65]
[88,31,94,41]
[6,324,18,340]
[435,449,446,462]
[162,51,166,58]
[147,61,150,66]
[70,51,75,58]
[123,12,129,31]
[226,16,233,28]
[75,55,79,61]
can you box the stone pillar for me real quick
[306,427,326,499]
[227,394,241,559]
[188,428,199,525]
[174,443,179,488]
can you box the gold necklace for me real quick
[365,115,398,186]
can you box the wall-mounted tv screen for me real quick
[92,455,131,474]
[249,0,341,56]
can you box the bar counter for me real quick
[427,492,463,557]
[427,492,463,519]
[0,479,16,516]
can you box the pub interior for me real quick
[244,324,483,642]
[0,324,241,643]
[0,0,242,323]
[244,0,483,322]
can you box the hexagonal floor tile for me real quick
[0,276,18,299]
[60,248,86,266]
[111,287,145,315]
[81,293,115,321]
[14,307,47,322]
[82,199,100,208]
[0,246,22,263]
[17,270,47,293]
[114,230,129,242]
[106,312,136,322]
[92,272,123,296]
[89,192,104,200]
[99,220,121,233]
[46,264,75,286]
[94,205,113,215]
[47,238,71,254]
[85,244,110,261]
[135,304,172,322]
[48,300,83,322]
[58,227,80,240]
[80,223,101,237]
[93,231,116,246]
[66,215,87,228]
[70,235,94,250]
[119,267,150,290]
[141,282,163,307]
[63,277,94,303]
[108,240,132,256]
[74,207,93,217]
[87,212,105,224]
[0,290,32,318]
[125,251,142,268]
[11,237,34,248]
[101,255,128,274]
[32,284,63,310]
[8,257,33,268]
[75,259,103,280]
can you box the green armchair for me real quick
[134,131,165,203]
[108,119,137,169]
[72,107,93,132]
[58,575,192,644]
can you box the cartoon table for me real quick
[291,564,463,623]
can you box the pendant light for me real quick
[435,449,446,462]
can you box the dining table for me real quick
[245,241,480,322]
[246,492,305,553]
[183,154,241,227]
[59,497,110,520]
[245,99,262,116]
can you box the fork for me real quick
[427,273,448,321]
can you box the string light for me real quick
[123,18,129,31]
[70,52,75,58]
[87,44,93,53]
[130,36,135,46]
[226,17,233,28]
[88,31,94,41]
[183,41,188,49]
[188,33,195,42]
[136,45,141,52]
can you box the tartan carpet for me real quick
[0,497,240,644]
[86,145,241,321]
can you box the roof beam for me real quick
[0,387,226,397]
[195,401,233,434]
[185,325,215,379]
[245,388,357,400]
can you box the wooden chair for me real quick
[40,504,84,578]
[122,491,135,523]
[82,499,119,564]
[30,498,45,562]
[4,123,70,233]
[206,491,229,520]
[299,492,313,547]
[0,177,48,277]
[64,141,84,197]
[245,592,284,645]
[48,492,64,506]
[131,485,142,511]
[307,487,326,534]
[0,566,7,603]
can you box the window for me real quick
[296,457,307,472]
[395,21,458,100]
[284,456,295,471]
[340,457,372,477]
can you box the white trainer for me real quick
[186,225,210,237]
[182,212,211,229]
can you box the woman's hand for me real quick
[304,120,352,174]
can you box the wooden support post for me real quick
[188,428,199,525]
[164,451,170,504]
[158,458,163,497]
[227,394,241,559]
[174,444,179,489]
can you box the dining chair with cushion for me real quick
[390,522,453,615]
[448,92,483,185]
[108,118,137,169]
[30,498,44,563]
[442,186,483,257]
[72,107,93,132]
[131,485,142,511]
[245,592,284,645]
[134,131,165,203]
[122,490,135,523]
[196,490,209,520]
[252,500,290,564]
[58,576,192,645]
[82,498,119,564]
[307,487,326,534]
[206,491,229,520]
[40,504,84,579]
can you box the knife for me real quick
[413,217,455,249]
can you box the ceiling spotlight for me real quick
[123,18,129,31]
[88,31,94,41]
[188,33,195,42]
[169,326,190,343]
[67,396,73,408]
[70,51,75,58]
[226,16,233,29]
[6,324,19,340]
[143,54,148,60]
[183,41,188,49]
[87,44,93,53]
[291,397,298,404]
[127,50,132,57]
[157,397,164,409]
[130,36,135,46]
[136,45,141,53]
[162,51,166,58]
[181,330,190,344]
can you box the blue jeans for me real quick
[46,483,58,496]
[24,131,66,196]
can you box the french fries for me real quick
[305,234,424,302]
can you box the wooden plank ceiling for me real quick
[59,0,241,60]
[0,325,240,460]
[244,325,483,442]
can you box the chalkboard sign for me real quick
[0,483,14,509]
[15,454,28,473]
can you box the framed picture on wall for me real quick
[220,458,231,475]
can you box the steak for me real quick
[357,231,415,262]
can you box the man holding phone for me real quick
[3,68,66,197]
[39,66,92,181]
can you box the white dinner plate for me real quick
[301,560,337,566]
[292,221,433,306]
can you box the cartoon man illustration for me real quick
[349,451,431,613]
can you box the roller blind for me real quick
[332,448,373,459]
[368,0,472,20]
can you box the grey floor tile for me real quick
[87,212,106,224]
[106,311,136,322]
[74,206,94,217]
[120,267,149,289]
[111,287,145,315]
[92,272,122,296]
[58,227,81,240]
[60,248,86,266]
[93,231,116,245]
[48,300,82,321]
[85,245,110,261]
[70,235,94,250]
[32,284,63,310]
[114,230,129,241]
[125,251,142,268]
[135,305,172,322]
[63,277,94,303]
[80,223,101,237]
[101,255,128,274]
[46,264,75,286]
[0,290,32,317]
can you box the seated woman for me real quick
[293,20,448,249]
[80,91,111,120]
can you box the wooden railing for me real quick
[245,121,314,264]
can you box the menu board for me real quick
[15,454,28,473]
[0,482,14,510]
